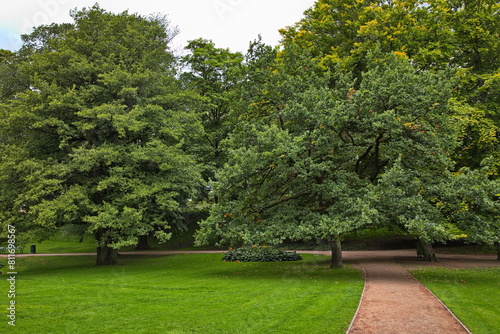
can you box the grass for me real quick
[27,235,206,254]
[0,254,363,334]
[23,223,206,254]
[26,239,96,254]
[411,267,500,334]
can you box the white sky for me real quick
[0,0,316,54]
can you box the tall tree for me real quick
[0,6,202,265]
[181,39,243,195]
[277,0,500,253]
[196,51,462,267]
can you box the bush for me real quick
[222,246,302,262]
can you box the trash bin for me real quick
[30,245,36,254]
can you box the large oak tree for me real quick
[196,49,469,267]
[0,6,202,265]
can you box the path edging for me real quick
[402,262,472,334]
[346,264,367,334]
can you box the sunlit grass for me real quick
[0,254,363,334]
[411,267,500,334]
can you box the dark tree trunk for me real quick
[96,244,118,266]
[330,237,343,268]
[95,230,118,266]
[135,235,152,250]
[418,239,437,262]
[496,242,500,261]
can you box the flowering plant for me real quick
[222,246,302,262]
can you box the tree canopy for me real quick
[196,50,470,267]
[181,39,243,192]
[0,5,202,265]
[195,0,500,266]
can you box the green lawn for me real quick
[26,239,96,254]
[26,237,204,254]
[411,267,500,334]
[0,254,363,334]
[23,229,203,254]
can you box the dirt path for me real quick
[4,248,498,333]
[345,250,471,334]
[300,249,498,334]
[6,250,226,257]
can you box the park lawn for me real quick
[26,236,203,254]
[24,228,201,254]
[411,267,500,334]
[24,232,96,254]
[25,239,96,254]
[0,253,363,334]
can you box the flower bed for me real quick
[222,246,302,262]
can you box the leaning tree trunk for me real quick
[135,235,152,250]
[418,239,437,262]
[330,237,343,268]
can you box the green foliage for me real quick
[0,5,202,264]
[1,1,498,267]
[196,51,465,265]
[280,0,500,178]
[281,0,500,73]
[196,0,499,267]
[222,246,302,262]
[181,38,244,192]
[441,167,500,245]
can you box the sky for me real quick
[0,0,316,54]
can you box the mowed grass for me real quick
[26,239,96,254]
[411,267,500,334]
[24,233,96,254]
[24,230,201,254]
[0,254,363,334]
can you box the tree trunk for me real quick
[135,235,152,250]
[330,237,343,268]
[496,242,500,261]
[96,245,118,266]
[418,239,437,262]
[95,230,118,266]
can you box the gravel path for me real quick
[345,250,471,334]
[300,249,498,334]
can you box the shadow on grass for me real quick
[4,254,168,277]
[4,253,362,286]
[200,257,361,282]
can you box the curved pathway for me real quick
[344,250,470,334]
[300,249,498,334]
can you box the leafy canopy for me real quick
[0,5,202,264]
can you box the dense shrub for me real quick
[222,246,302,262]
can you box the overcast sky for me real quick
[0,0,316,54]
